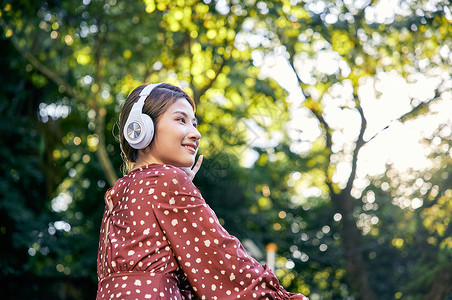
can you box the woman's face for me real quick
[146,98,200,167]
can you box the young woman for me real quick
[96,83,308,299]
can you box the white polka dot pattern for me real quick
[96,164,308,300]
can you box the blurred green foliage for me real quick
[0,0,451,299]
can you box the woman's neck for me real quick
[133,152,162,170]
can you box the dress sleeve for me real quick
[151,166,308,300]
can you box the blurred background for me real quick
[0,0,451,299]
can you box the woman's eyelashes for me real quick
[177,116,197,128]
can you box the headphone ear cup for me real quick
[123,83,161,150]
[123,113,154,150]
[136,113,154,149]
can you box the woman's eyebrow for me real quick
[173,110,198,123]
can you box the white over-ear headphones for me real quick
[123,83,162,149]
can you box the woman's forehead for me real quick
[167,98,196,115]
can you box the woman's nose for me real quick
[188,126,201,140]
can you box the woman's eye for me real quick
[178,117,186,123]
[193,123,197,128]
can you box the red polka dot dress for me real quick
[97,164,308,300]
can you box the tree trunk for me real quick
[332,192,376,300]
[95,107,118,187]
[423,264,452,300]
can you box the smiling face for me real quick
[143,98,200,167]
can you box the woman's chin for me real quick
[171,159,195,168]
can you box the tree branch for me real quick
[3,23,80,102]
[195,55,227,101]
[365,81,445,143]
[91,26,119,187]
[283,41,336,194]
[344,99,367,195]
[4,20,119,187]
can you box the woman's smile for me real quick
[182,142,197,153]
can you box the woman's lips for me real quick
[182,144,197,153]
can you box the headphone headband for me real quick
[123,83,163,149]
[139,83,161,97]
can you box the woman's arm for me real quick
[151,166,308,300]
